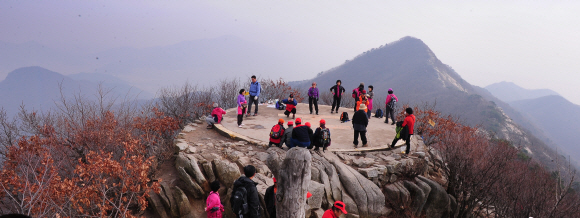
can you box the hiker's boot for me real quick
[292,114,295,119]
[362,144,368,147]
[323,146,328,152]
[331,110,334,114]
[354,144,358,148]
[391,122,396,125]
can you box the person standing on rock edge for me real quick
[282,94,298,119]
[352,83,365,112]
[231,165,261,218]
[247,75,261,117]
[312,119,331,152]
[291,118,311,148]
[269,119,286,147]
[264,177,277,218]
[390,107,416,155]
[237,89,248,128]
[322,201,348,218]
[367,85,374,119]
[206,102,226,129]
[308,82,320,115]
[206,181,224,218]
[352,104,369,148]
[280,121,294,148]
[385,88,398,125]
[330,80,345,114]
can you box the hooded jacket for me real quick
[231,176,261,218]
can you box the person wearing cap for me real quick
[329,80,345,114]
[322,201,348,218]
[205,102,227,129]
[352,104,369,148]
[264,177,277,218]
[268,119,286,147]
[367,85,374,119]
[385,88,399,125]
[352,83,365,112]
[282,94,298,119]
[237,89,248,128]
[312,119,331,151]
[280,121,294,148]
[247,75,261,117]
[308,82,320,115]
[305,122,314,149]
[390,107,416,155]
[291,118,311,148]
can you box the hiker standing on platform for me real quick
[330,80,345,114]
[352,104,369,148]
[385,88,398,125]
[308,82,319,115]
[247,75,261,117]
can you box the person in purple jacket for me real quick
[308,82,319,115]
[237,89,248,128]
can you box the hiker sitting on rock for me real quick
[206,102,226,129]
[282,94,298,119]
[312,119,331,151]
[352,104,369,148]
[290,118,311,148]
[280,121,293,148]
[390,107,416,155]
[268,119,286,148]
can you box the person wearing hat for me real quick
[322,201,348,218]
[269,119,286,147]
[264,177,278,218]
[247,75,261,117]
[351,82,365,112]
[308,82,320,115]
[390,107,416,155]
[385,88,399,125]
[312,119,331,151]
[291,118,311,148]
[329,80,345,114]
[205,102,227,129]
[237,89,248,128]
[280,121,294,148]
[352,104,369,148]
[282,94,298,119]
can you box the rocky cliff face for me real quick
[146,121,456,218]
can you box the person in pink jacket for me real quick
[206,181,224,218]
[384,88,399,125]
[206,103,226,129]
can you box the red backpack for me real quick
[270,124,283,139]
[352,88,359,98]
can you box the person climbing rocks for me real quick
[231,165,261,218]
[237,89,248,128]
[206,102,226,129]
[290,118,311,148]
[206,181,224,218]
[247,75,261,117]
[330,80,346,114]
[352,104,369,148]
[312,119,331,151]
[352,83,365,112]
[269,119,286,147]
[282,94,298,119]
[308,82,319,115]
[322,201,348,218]
[385,88,398,125]
[390,107,416,155]
[264,177,277,218]
[280,121,294,148]
[367,85,374,119]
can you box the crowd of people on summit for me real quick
[203,75,416,218]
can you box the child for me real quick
[313,119,331,151]
[206,181,224,218]
[269,119,286,147]
[237,89,248,128]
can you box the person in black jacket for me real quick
[231,165,261,218]
[329,80,346,114]
[264,177,277,218]
[352,104,369,148]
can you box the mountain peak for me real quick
[4,66,65,82]
[485,81,560,102]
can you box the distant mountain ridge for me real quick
[485,81,559,102]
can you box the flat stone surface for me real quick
[220,104,404,150]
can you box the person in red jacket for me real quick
[269,119,286,147]
[322,201,347,218]
[206,103,226,129]
[390,107,416,155]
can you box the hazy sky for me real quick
[1,1,580,103]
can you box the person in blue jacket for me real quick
[247,75,261,117]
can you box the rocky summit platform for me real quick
[218,103,417,152]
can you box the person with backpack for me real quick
[237,89,248,128]
[280,121,293,148]
[231,165,261,218]
[352,83,365,112]
[322,201,348,218]
[206,103,227,129]
[247,75,261,117]
[291,118,311,148]
[269,119,286,147]
[390,108,416,155]
[384,88,398,125]
[312,119,331,151]
[330,80,345,114]
[367,85,374,119]
[352,104,369,148]
[264,177,278,218]
[308,82,320,115]
[282,94,298,119]
[206,181,224,218]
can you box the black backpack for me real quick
[387,94,397,109]
[318,128,330,146]
[375,109,383,118]
[231,186,249,216]
[340,112,349,122]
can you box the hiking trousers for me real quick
[385,107,396,123]
[353,130,367,146]
[391,134,412,154]
[309,97,319,114]
[248,95,259,115]
[331,96,342,112]
[237,108,247,125]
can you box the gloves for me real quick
[254,96,258,100]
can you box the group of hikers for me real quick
[203,76,417,218]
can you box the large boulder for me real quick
[213,158,241,189]
[307,181,325,209]
[176,153,210,192]
[417,176,451,218]
[202,162,216,182]
[176,166,205,199]
[146,191,170,218]
[172,186,193,218]
[384,181,411,212]
[403,180,427,216]
[341,191,359,215]
[160,183,179,218]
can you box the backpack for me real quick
[318,128,330,146]
[270,124,283,139]
[231,186,249,216]
[387,94,397,109]
[375,109,383,118]
[340,112,349,122]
